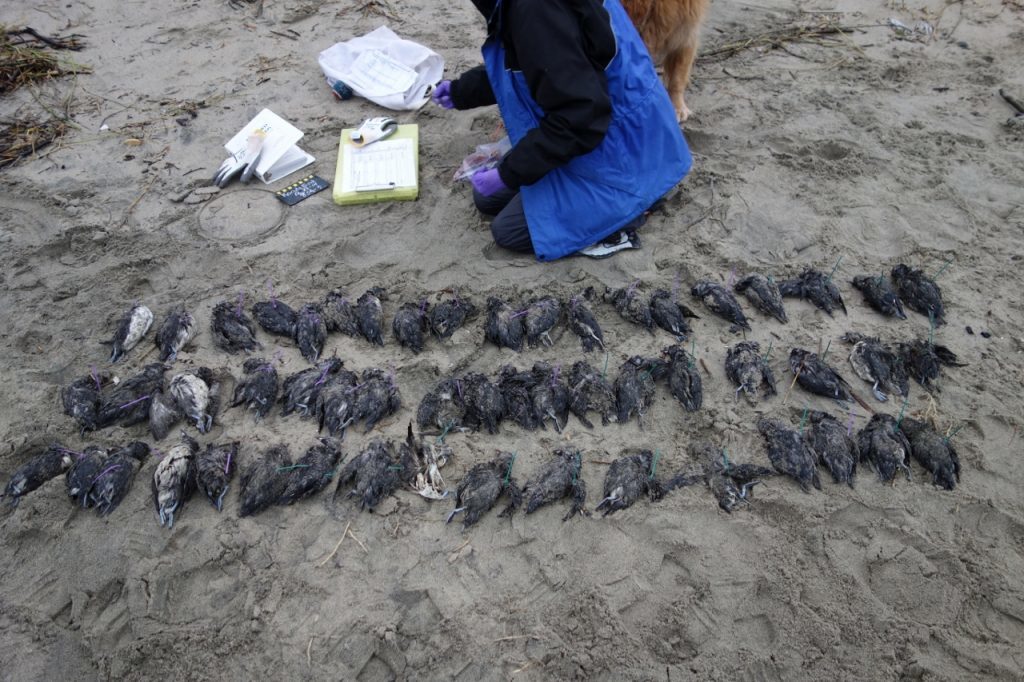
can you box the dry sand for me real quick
[2,0,1024,679]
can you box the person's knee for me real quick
[491,216,532,253]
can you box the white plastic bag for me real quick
[453,137,512,181]
[318,26,444,111]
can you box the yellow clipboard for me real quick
[333,123,419,206]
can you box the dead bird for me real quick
[295,303,328,362]
[842,332,908,402]
[460,372,505,434]
[62,369,112,433]
[524,296,562,347]
[857,413,912,483]
[595,450,665,516]
[757,417,821,492]
[691,280,750,332]
[852,275,907,320]
[689,442,774,513]
[605,282,655,332]
[280,357,343,419]
[231,357,279,421]
[333,438,414,511]
[899,418,961,490]
[211,300,261,354]
[88,441,149,516]
[521,448,587,521]
[428,295,476,340]
[530,362,571,432]
[897,338,964,390]
[891,264,945,325]
[568,360,616,428]
[314,368,359,437]
[805,411,858,487]
[108,304,153,362]
[356,287,386,346]
[567,288,605,352]
[149,389,182,441]
[392,300,429,354]
[66,446,107,508]
[649,288,699,339]
[152,433,199,527]
[169,367,218,433]
[725,341,776,404]
[663,344,703,411]
[3,443,74,508]
[351,368,401,432]
[278,437,345,505]
[447,451,522,528]
[95,363,165,429]
[734,274,787,323]
[195,441,238,511]
[498,365,540,430]
[155,307,197,362]
[417,377,466,433]
[404,424,453,501]
[484,296,526,351]
[789,348,853,402]
[238,444,291,517]
[778,269,847,316]
[322,290,361,337]
[252,299,298,338]
[615,356,666,427]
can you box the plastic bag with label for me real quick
[453,137,512,181]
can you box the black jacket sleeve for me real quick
[450,65,497,109]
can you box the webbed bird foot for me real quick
[872,381,888,403]
[445,507,465,524]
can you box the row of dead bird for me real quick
[2,404,962,527]
[98,263,947,368]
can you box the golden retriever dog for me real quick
[623,0,709,121]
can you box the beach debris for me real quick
[447,451,521,528]
[239,444,291,517]
[231,357,279,421]
[314,368,359,438]
[66,445,107,508]
[416,377,465,433]
[392,300,429,354]
[857,413,912,483]
[280,357,343,419]
[725,340,776,404]
[322,290,361,337]
[460,372,505,434]
[649,288,699,339]
[614,356,666,427]
[155,307,196,362]
[355,287,386,346]
[3,443,74,508]
[0,118,68,169]
[149,388,182,441]
[108,304,153,363]
[333,438,415,511]
[805,411,858,487]
[734,273,787,323]
[757,417,821,492]
[891,264,945,325]
[691,280,750,332]
[852,275,906,320]
[778,269,847,316]
[524,296,561,347]
[428,295,476,340]
[897,338,964,390]
[530,362,571,432]
[484,296,525,351]
[253,299,298,338]
[899,418,961,490]
[278,437,345,505]
[842,332,908,402]
[567,288,604,351]
[789,348,852,402]
[606,282,654,332]
[88,441,149,516]
[61,369,112,433]
[568,360,617,428]
[152,432,199,528]
[295,303,327,362]
[95,362,165,429]
[169,367,217,433]
[195,441,238,511]
[211,300,260,354]
[595,450,665,516]
[663,344,703,411]
[498,365,541,430]
[521,448,587,521]
[351,368,401,433]
[887,17,934,41]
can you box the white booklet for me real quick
[223,109,314,184]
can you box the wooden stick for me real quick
[347,527,368,554]
[783,361,804,405]
[306,637,313,667]
[315,521,350,567]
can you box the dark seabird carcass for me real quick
[88,441,149,516]
[858,413,912,483]
[62,369,112,433]
[663,344,703,411]
[95,363,165,429]
[524,296,561,347]
[530,362,570,432]
[805,411,858,487]
[691,280,750,332]
[333,439,414,511]
[66,445,107,508]
[605,283,654,332]
[898,418,960,490]
[725,341,776,404]
[392,301,429,354]
[322,290,361,337]
[108,304,153,363]
[757,417,821,492]
[195,441,238,511]
[155,307,196,362]
[789,348,852,402]
[416,377,465,433]
[852,275,907,320]
[649,288,698,339]
[3,443,74,508]
[169,367,218,433]
[280,357,343,419]
[460,372,505,434]
[841,332,908,402]
[595,450,664,516]
[428,295,476,340]
[295,303,328,362]
[231,357,279,421]
[447,451,521,528]
[252,299,298,338]
[567,289,604,352]
[734,274,787,323]
[314,368,359,438]
[688,442,774,513]
[149,389,182,441]
[152,433,199,527]
[484,296,525,351]
[498,365,540,431]
[279,438,345,505]
[614,356,666,427]
[211,300,261,354]
[897,339,964,390]
[352,368,401,433]
[778,269,847,316]
[521,448,587,521]
[238,444,292,517]
[568,360,616,428]
[891,264,945,325]
[356,287,386,346]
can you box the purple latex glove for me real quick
[471,168,507,197]
[432,80,454,109]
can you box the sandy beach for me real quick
[1,0,1023,679]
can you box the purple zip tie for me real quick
[455,379,464,402]
[551,364,561,388]
[94,463,122,481]
[509,308,529,319]
[236,291,245,318]
[91,366,101,391]
[58,447,86,459]
[314,365,331,386]
[419,298,428,317]
[224,449,232,475]
[847,411,855,436]
[119,393,152,410]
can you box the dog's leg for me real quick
[665,42,698,122]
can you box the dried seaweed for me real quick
[0,118,68,169]
[697,19,861,63]
[0,28,90,94]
